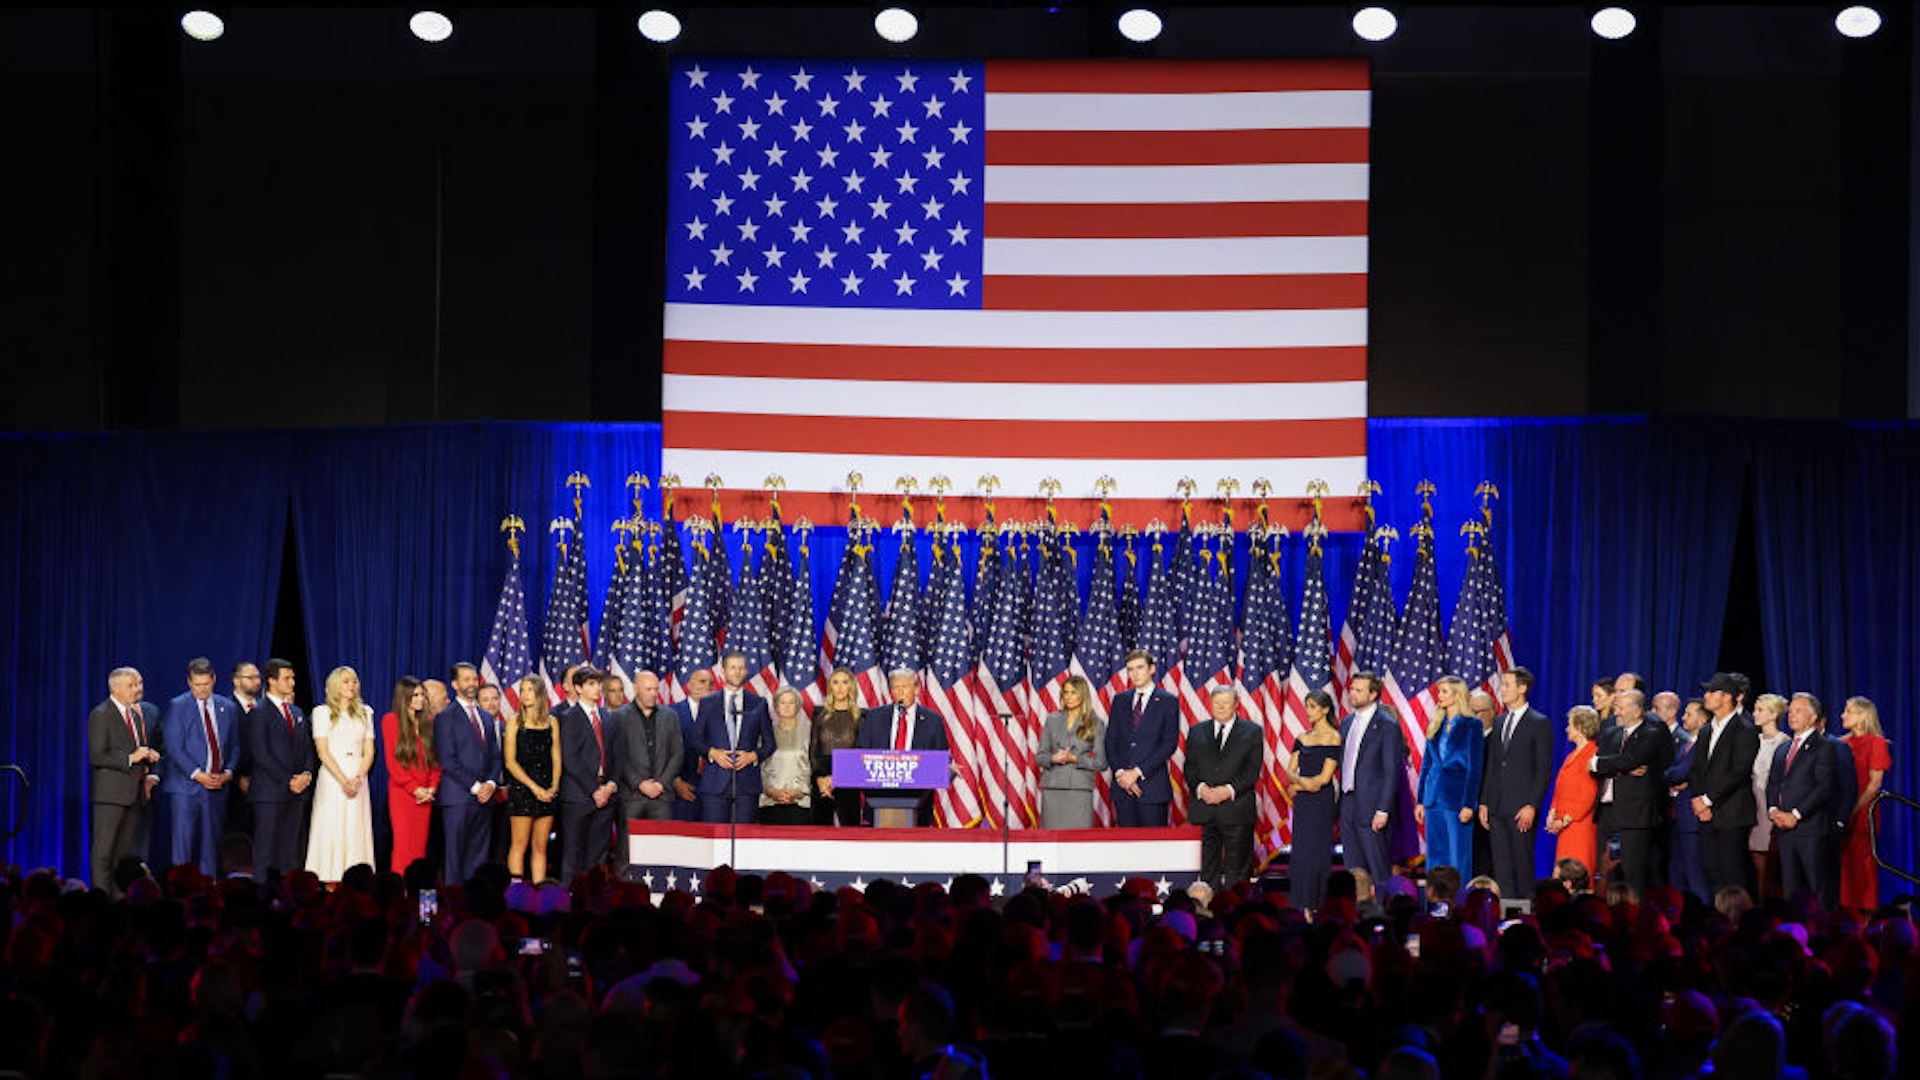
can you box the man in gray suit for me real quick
[89,667,163,894]
[617,672,682,864]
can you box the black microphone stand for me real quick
[728,697,741,870]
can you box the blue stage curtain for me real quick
[1755,423,1920,900]
[286,422,659,859]
[0,432,289,873]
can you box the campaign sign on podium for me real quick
[832,749,950,828]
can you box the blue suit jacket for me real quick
[246,695,317,804]
[554,702,626,805]
[161,692,242,790]
[1665,733,1699,834]
[671,699,702,784]
[1417,712,1484,811]
[1104,687,1180,804]
[690,689,775,796]
[435,700,503,805]
[857,702,951,752]
[1339,706,1407,819]
[1767,731,1840,836]
[1830,737,1858,837]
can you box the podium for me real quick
[832,749,951,828]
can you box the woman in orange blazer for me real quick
[382,676,440,874]
[1545,705,1602,877]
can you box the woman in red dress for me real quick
[1545,705,1601,879]
[1840,696,1892,911]
[382,676,440,874]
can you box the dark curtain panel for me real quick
[0,432,289,872]
[286,422,658,858]
[1756,423,1920,898]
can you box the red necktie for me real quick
[466,703,485,742]
[894,705,909,750]
[280,700,296,736]
[201,698,223,774]
[1785,735,1803,773]
[124,705,142,744]
[589,706,606,775]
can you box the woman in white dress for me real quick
[307,665,377,882]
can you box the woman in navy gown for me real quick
[1287,690,1341,911]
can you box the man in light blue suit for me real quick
[161,656,241,876]
[436,661,503,884]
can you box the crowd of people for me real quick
[89,652,1895,918]
[9,841,1916,1078]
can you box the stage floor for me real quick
[626,821,1203,895]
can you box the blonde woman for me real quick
[306,665,376,882]
[1840,696,1892,909]
[1748,693,1790,897]
[504,673,561,882]
[810,668,865,826]
[1416,675,1484,875]
[1039,675,1107,828]
[760,687,814,825]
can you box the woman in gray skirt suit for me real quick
[1040,674,1108,828]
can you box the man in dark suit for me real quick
[246,658,316,879]
[1338,670,1405,884]
[160,657,241,877]
[225,661,262,839]
[669,667,714,822]
[1825,707,1857,911]
[1590,689,1673,898]
[1767,692,1840,905]
[436,661,503,885]
[89,666,162,893]
[1105,649,1180,827]
[556,666,625,880]
[1184,687,1263,892]
[692,651,775,824]
[1665,698,1712,901]
[1478,666,1552,900]
[619,671,683,827]
[1689,671,1761,899]
[858,669,952,826]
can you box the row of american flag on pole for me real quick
[481,474,1515,868]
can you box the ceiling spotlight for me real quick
[874,7,918,44]
[181,10,225,41]
[637,9,682,43]
[1117,8,1163,43]
[409,10,454,43]
[1835,6,1882,38]
[1590,7,1636,40]
[1351,7,1398,42]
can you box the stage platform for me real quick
[626,821,1204,896]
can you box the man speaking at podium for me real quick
[859,670,949,826]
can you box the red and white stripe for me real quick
[924,673,987,829]
[976,667,1041,828]
[1244,669,1296,863]
[664,59,1370,524]
[1380,673,1434,851]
